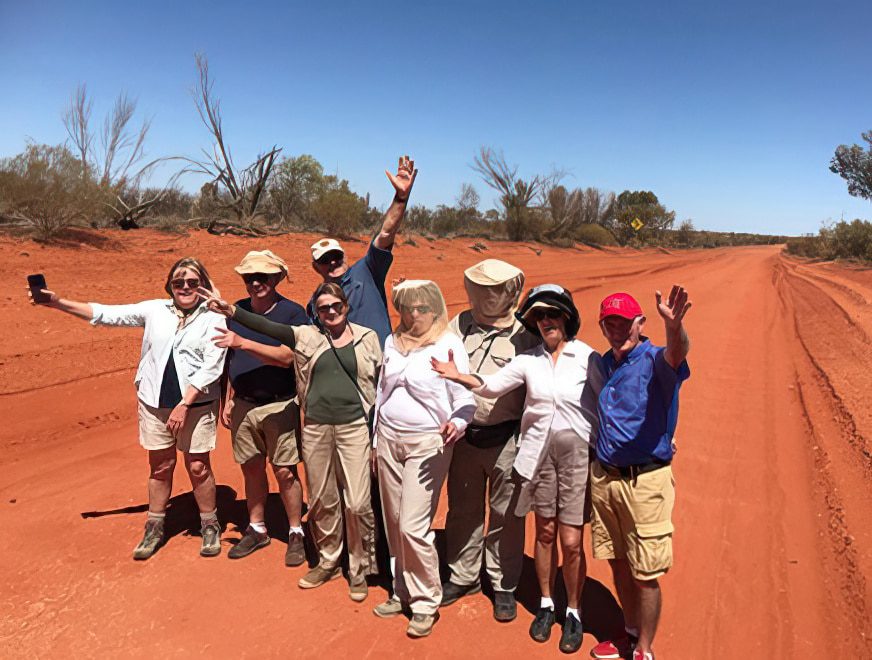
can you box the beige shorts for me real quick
[590,461,675,580]
[230,397,301,466]
[138,400,218,454]
[528,429,590,526]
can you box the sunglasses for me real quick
[316,302,345,314]
[403,304,432,315]
[529,308,563,321]
[242,272,272,284]
[315,251,344,265]
[171,278,200,290]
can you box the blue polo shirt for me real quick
[596,338,690,467]
[308,240,394,346]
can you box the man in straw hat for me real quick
[217,250,309,566]
[309,155,418,346]
[440,259,539,622]
[589,287,691,660]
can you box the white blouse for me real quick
[375,332,476,438]
[474,339,604,479]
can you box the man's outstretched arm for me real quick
[374,155,418,250]
[656,284,692,369]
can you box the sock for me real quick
[566,607,580,621]
[540,596,554,611]
[626,626,640,639]
[250,521,267,534]
[147,511,166,522]
[199,509,218,526]
[289,526,304,536]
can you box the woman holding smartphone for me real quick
[27,257,228,560]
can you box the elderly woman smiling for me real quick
[370,280,476,638]
[28,257,228,560]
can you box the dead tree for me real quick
[182,53,281,226]
[471,147,543,241]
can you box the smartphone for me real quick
[27,274,50,304]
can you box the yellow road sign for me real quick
[631,217,644,231]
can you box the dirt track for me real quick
[1,230,870,658]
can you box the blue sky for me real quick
[1,0,870,235]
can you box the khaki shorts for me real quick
[138,400,218,454]
[590,461,675,580]
[528,429,590,526]
[230,397,301,466]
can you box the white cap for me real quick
[311,238,345,261]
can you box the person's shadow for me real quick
[81,485,319,564]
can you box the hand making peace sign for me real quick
[196,287,236,318]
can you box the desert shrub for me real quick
[784,219,872,262]
[575,223,618,246]
[310,185,368,237]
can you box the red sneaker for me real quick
[632,651,655,660]
[591,637,633,659]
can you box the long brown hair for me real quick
[312,281,349,308]
[164,257,214,296]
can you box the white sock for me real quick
[147,511,166,521]
[540,596,554,610]
[199,509,218,525]
[626,626,640,638]
[289,526,304,536]
[566,607,580,621]
[250,521,267,534]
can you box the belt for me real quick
[597,459,670,480]
[236,394,293,406]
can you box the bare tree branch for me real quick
[62,84,93,180]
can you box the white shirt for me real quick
[475,339,604,479]
[376,332,477,437]
[90,299,228,408]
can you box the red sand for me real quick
[1,230,870,658]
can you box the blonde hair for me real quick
[391,280,449,354]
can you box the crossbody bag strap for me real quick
[324,330,370,418]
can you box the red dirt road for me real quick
[1,230,870,658]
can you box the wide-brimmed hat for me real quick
[516,284,580,338]
[311,238,345,261]
[463,259,523,286]
[234,250,288,277]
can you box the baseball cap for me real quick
[234,250,288,276]
[311,238,345,261]
[599,292,643,321]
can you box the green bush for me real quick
[575,223,618,246]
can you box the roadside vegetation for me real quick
[0,54,841,252]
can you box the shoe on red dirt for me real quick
[590,636,635,659]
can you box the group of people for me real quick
[29,156,691,660]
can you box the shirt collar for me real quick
[610,336,651,366]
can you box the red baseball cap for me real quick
[599,292,644,321]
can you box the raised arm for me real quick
[656,284,692,369]
[28,287,95,321]
[373,155,418,250]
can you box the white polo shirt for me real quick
[474,339,604,479]
[90,299,227,408]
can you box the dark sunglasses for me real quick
[315,250,344,265]
[403,304,432,315]
[242,272,272,284]
[529,308,563,321]
[316,301,345,314]
[171,278,200,290]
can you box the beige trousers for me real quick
[377,426,453,615]
[445,432,525,591]
[302,420,376,579]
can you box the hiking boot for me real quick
[590,635,637,659]
[285,531,305,567]
[349,576,368,602]
[298,564,340,589]
[407,612,439,638]
[440,580,481,606]
[559,612,584,653]
[493,590,517,622]
[373,596,404,618]
[529,607,556,643]
[227,526,270,559]
[200,521,221,557]
[132,519,165,560]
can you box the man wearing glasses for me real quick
[309,156,418,346]
[221,250,309,566]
